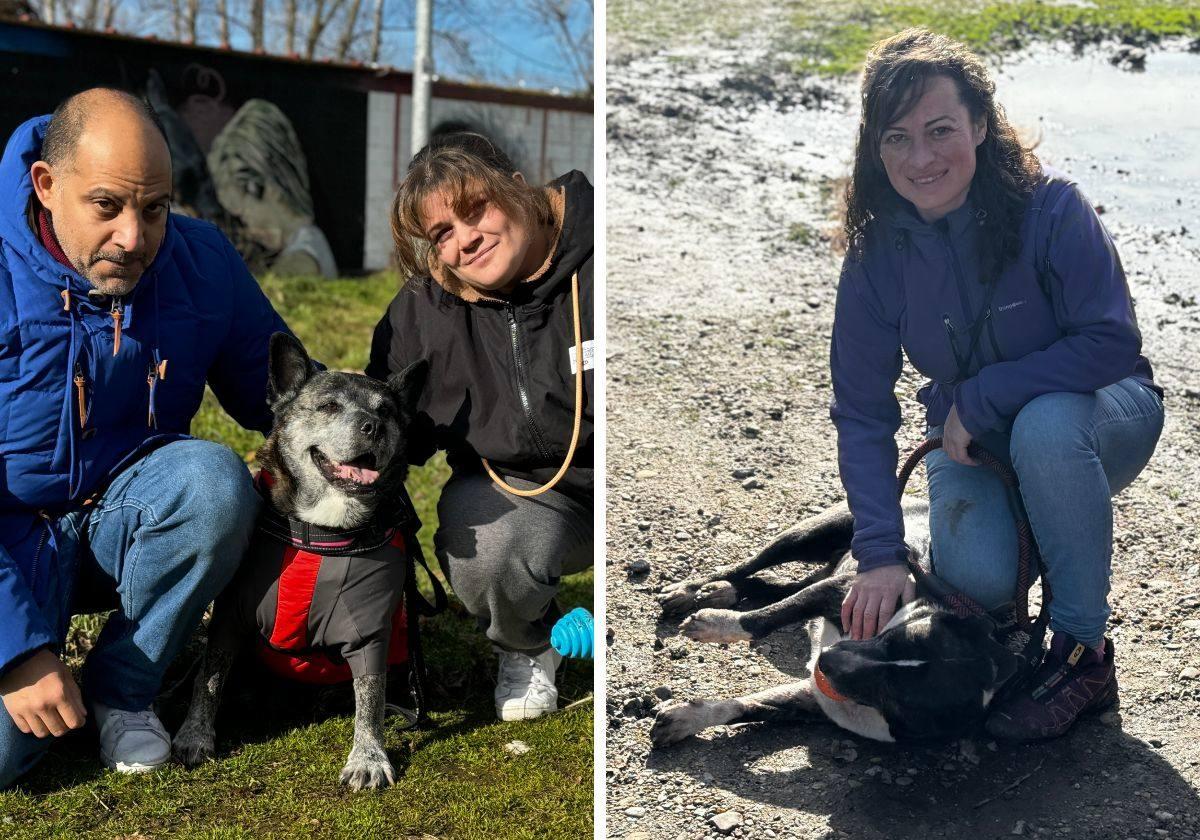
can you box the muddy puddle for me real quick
[996,44,1200,235]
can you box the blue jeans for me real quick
[925,377,1164,648]
[0,439,259,789]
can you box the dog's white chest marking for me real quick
[296,492,366,529]
[809,619,895,743]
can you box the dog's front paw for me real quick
[172,723,216,768]
[340,746,396,791]
[681,608,752,644]
[650,700,711,747]
[657,579,738,617]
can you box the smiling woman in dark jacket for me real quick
[367,133,593,722]
[830,29,1163,741]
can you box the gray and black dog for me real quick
[172,332,427,790]
[651,497,1021,745]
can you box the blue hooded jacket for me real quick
[0,115,290,677]
[830,167,1157,572]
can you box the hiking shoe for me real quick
[495,647,561,721]
[986,632,1118,742]
[93,700,172,773]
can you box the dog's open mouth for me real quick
[310,448,381,489]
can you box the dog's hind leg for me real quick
[651,680,821,747]
[340,674,396,791]
[681,573,852,644]
[658,504,853,618]
[173,597,240,767]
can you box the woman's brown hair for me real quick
[844,28,1042,280]
[390,132,553,281]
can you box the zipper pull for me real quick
[147,362,158,428]
[61,289,72,311]
[942,314,956,336]
[111,298,123,356]
[74,362,89,428]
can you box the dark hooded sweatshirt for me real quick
[367,171,595,506]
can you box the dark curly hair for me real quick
[844,28,1042,282]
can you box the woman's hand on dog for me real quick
[842,564,915,640]
[0,648,87,738]
[943,405,979,466]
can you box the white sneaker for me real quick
[93,701,171,773]
[494,647,561,721]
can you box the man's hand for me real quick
[0,649,86,738]
[841,564,916,640]
[943,404,979,466]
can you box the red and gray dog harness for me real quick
[227,471,417,685]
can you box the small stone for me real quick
[742,425,761,438]
[653,685,673,701]
[1155,811,1174,822]
[1148,737,1164,748]
[674,531,690,540]
[625,806,646,818]
[711,812,743,833]
[1179,666,1199,680]
[627,558,651,575]
[806,296,821,309]
[621,698,642,717]
[1012,820,1027,836]
[742,478,764,490]
[894,776,912,786]
[504,740,531,756]
[731,467,756,479]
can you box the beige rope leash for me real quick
[482,271,584,497]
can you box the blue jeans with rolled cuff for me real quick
[925,377,1164,649]
[0,439,259,790]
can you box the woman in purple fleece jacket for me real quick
[830,29,1164,741]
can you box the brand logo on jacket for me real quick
[997,300,1027,313]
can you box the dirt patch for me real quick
[605,34,1200,840]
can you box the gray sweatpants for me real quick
[435,472,593,653]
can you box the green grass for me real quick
[609,0,1200,74]
[0,272,594,838]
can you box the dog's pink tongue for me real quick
[333,462,380,484]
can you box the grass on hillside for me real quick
[0,272,594,839]
[608,0,1200,74]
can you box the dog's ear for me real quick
[387,359,429,419]
[268,332,318,408]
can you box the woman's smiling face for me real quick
[878,75,987,223]
[421,187,537,295]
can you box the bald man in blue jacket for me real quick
[0,87,291,786]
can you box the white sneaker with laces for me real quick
[494,647,561,721]
[92,700,172,773]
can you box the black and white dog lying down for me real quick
[651,497,1021,746]
[173,334,427,790]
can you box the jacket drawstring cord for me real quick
[482,271,584,498]
[147,271,166,428]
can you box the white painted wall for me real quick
[362,90,593,271]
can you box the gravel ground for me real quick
[604,34,1200,840]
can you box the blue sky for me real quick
[167,0,593,94]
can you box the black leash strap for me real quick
[897,437,1051,631]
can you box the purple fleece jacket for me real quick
[829,167,1158,572]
